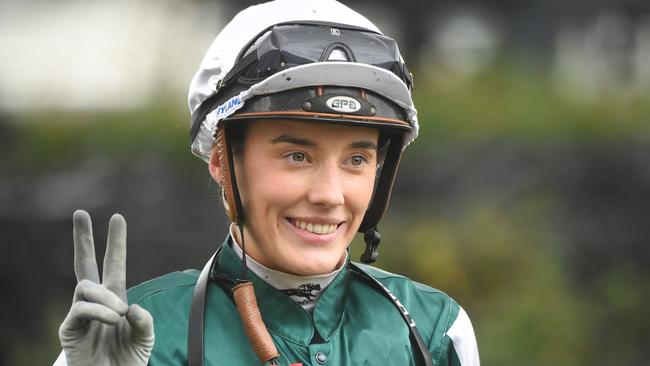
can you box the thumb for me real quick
[126,304,155,347]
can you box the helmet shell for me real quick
[188,0,418,162]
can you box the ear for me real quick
[208,144,223,186]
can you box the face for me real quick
[210,119,379,276]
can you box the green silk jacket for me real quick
[127,237,479,365]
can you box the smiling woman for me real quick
[213,120,379,276]
[54,1,479,365]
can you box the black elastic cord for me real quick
[350,263,434,366]
[238,224,248,281]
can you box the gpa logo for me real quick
[326,96,360,113]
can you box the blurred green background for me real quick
[1,0,649,365]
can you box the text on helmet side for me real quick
[326,96,361,113]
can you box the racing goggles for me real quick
[219,23,413,92]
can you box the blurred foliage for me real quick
[412,63,650,148]
[3,61,650,365]
[2,99,188,170]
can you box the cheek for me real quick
[242,163,306,215]
[345,173,376,213]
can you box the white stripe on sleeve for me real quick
[53,351,67,366]
[446,306,480,366]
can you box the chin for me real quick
[285,253,343,276]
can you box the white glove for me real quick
[58,210,154,366]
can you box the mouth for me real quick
[287,218,344,235]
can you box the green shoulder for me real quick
[352,262,463,363]
[352,261,460,313]
[127,269,200,304]
[353,262,453,295]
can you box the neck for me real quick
[229,224,346,313]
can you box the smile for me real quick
[288,218,341,235]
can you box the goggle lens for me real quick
[236,24,412,89]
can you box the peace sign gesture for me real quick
[57,210,154,366]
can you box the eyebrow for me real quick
[349,140,378,150]
[270,134,315,146]
[270,134,377,150]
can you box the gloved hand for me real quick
[58,210,154,366]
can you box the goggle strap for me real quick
[218,51,260,94]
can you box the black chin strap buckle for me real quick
[361,228,381,263]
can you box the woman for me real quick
[55,0,479,365]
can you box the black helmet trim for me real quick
[226,112,410,131]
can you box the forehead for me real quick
[244,119,379,143]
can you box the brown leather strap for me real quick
[233,282,281,363]
[215,127,238,222]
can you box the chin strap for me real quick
[238,224,248,281]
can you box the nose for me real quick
[307,162,345,207]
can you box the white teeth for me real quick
[292,219,337,235]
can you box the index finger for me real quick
[73,210,100,283]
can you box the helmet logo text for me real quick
[326,96,360,113]
[215,95,242,119]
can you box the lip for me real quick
[283,217,346,244]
